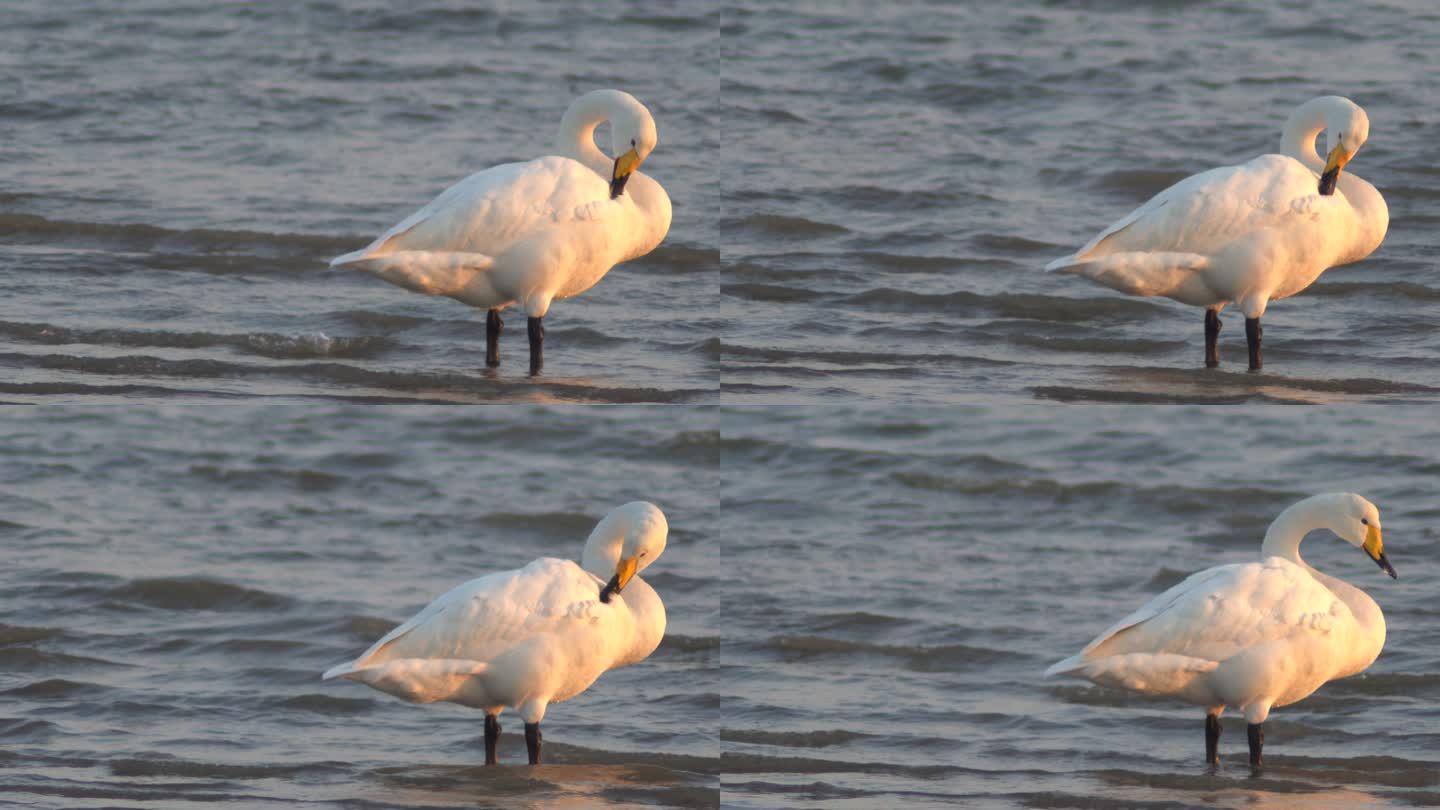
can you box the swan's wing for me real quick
[332,156,618,265]
[323,557,608,680]
[1048,558,1346,678]
[1047,155,1325,272]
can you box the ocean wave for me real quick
[1,678,110,699]
[0,647,128,671]
[0,352,712,403]
[723,214,850,239]
[0,213,351,263]
[110,755,348,779]
[721,729,869,749]
[722,282,824,303]
[0,623,66,645]
[0,320,395,359]
[264,693,377,716]
[723,342,1016,368]
[105,577,292,612]
[843,288,1162,321]
[759,635,1024,670]
[477,511,600,535]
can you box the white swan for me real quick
[322,501,669,765]
[330,90,673,375]
[1047,96,1388,370]
[1045,493,1396,768]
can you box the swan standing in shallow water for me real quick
[1046,493,1396,767]
[323,502,668,765]
[1047,96,1388,370]
[330,90,672,375]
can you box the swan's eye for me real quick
[631,138,637,147]
[1361,518,1369,526]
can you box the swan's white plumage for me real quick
[323,502,668,725]
[1048,96,1388,320]
[1046,493,1392,726]
[331,89,671,320]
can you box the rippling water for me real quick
[0,406,719,806]
[719,405,1440,809]
[0,2,718,403]
[7,3,1440,810]
[721,2,1440,403]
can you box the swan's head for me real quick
[606,94,659,200]
[1330,493,1395,579]
[1317,97,1370,196]
[583,501,668,603]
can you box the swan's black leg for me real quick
[1204,310,1222,368]
[484,714,501,765]
[1246,317,1262,371]
[527,317,544,376]
[525,722,542,765]
[486,309,503,368]
[1247,722,1264,768]
[1205,713,1222,765]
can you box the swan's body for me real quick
[1046,493,1396,767]
[1047,96,1388,370]
[323,502,669,765]
[330,89,672,374]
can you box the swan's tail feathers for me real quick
[321,658,490,704]
[328,248,373,268]
[1049,252,1211,298]
[1046,652,1218,693]
[1043,654,1087,679]
[1045,253,1084,273]
[322,659,360,681]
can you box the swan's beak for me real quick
[1362,524,1396,579]
[1318,143,1351,196]
[610,147,641,199]
[599,555,639,602]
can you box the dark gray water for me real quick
[0,2,718,403]
[5,3,1440,810]
[719,405,1439,808]
[721,1,1440,403]
[0,406,719,807]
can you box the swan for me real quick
[1045,493,1396,768]
[322,501,669,765]
[1046,96,1388,370]
[329,90,673,375]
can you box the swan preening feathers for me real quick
[323,502,669,765]
[1046,493,1396,768]
[1048,96,1388,370]
[330,90,672,375]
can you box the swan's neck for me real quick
[1279,102,1329,173]
[556,95,616,177]
[580,523,624,582]
[1278,101,1389,261]
[1260,497,1386,670]
[1260,495,1338,563]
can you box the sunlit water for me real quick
[719,404,1440,808]
[0,2,719,403]
[0,406,719,807]
[721,1,1440,403]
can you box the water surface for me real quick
[1,2,719,403]
[0,405,720,807]
[719,405,1440,808]
[721,2,1440,403]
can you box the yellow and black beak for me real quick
[610,147,641,199]
[1362,524,1397,579]
[599,555,639,603]
[1318,143,1352,196]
